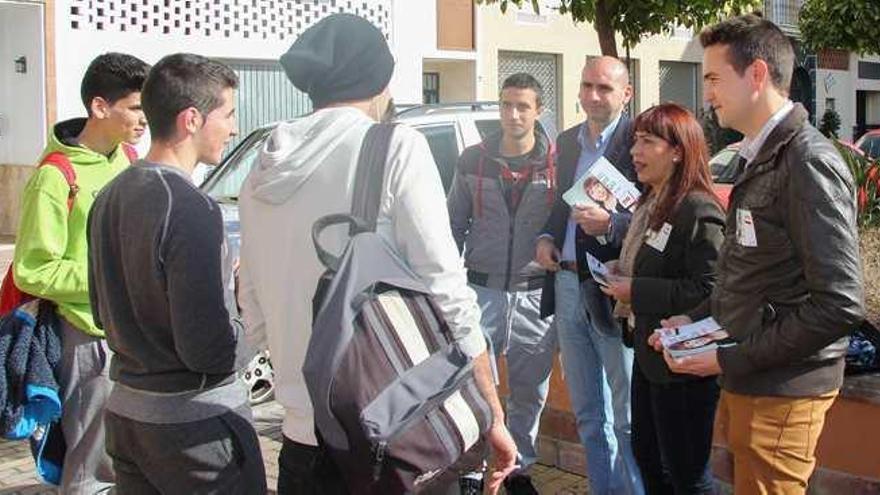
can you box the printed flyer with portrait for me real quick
[563,157,641,244]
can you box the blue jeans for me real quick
[555,270,643,495]
[471,284,556,470]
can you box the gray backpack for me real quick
[303,124,492,493]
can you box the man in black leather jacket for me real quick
[659,15,864,494]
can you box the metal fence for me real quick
[223,60,312,151]
[764,0,803,34]
[498,50,560,127]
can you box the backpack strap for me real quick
[121,143,138,164]
[351,123,397,232]
[311,123,397,271]
[38,152,78,212]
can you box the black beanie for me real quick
[280,14,394,109]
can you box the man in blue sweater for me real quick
[87,53,266,493]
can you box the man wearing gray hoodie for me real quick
[237,14,517,495]
[447,73,555,495]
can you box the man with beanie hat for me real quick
[238,13,518,495]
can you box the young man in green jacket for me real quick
[12,52,149,494]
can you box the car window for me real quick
[861,136,880,159]
[475,119,501,141]
[415,124,460,192]
[202,128,270,201]
[710,149,739,184]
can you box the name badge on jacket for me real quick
[646,223,673,252]
[532,171,551,187]
[737,209,758,247]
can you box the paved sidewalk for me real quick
[0,401,588,494]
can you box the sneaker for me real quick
[459,476,484,495]
[503,473,539,495]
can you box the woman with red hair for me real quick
[601,103,725,494]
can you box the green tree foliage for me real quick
[478,0,760,58]
[836,141,880,227]
[819,108,841,139]
[799,0,880,56]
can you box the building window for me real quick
[659,61,701,113]
[763,0,803,34]
[423,72,440,104]
[858,61,880,81]
[414,124,458,190]
[826,98,836,112]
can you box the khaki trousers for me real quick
[717,389,837,495]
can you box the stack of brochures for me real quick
[657,317,737,358]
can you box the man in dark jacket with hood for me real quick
[447,73,555,495]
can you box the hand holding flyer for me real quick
[657,317,736,359]
[585,252,611,286]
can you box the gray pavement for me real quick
[0,400,588,494]
[0,237,587,494]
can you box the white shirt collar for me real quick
[739,100,794,165]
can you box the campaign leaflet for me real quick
[563,157,640,244]
[657,317,737,359]
[584,251,611,287]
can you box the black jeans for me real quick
[277,436,348,495]
[631,361,720,495]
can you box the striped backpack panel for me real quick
[304,124,493,493]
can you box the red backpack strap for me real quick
[38,152,78,212]
[121,143,138,163]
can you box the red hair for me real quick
[633,103,722,230]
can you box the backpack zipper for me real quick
[372,440,388,481]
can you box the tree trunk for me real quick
[594,0,618,58]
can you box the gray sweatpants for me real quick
[58,318,115,494]
[105,406,267,494]
[471,284,556,471]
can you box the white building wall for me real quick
[818,54,880,141]
[0,1,46,165]
[476,5,703,130]
[390,0,431,104]
[391,0,478,105]
[816,68,856,141]
[52,0,435,121]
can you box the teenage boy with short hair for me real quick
[88,53,266,494]
[12,52,149,494]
